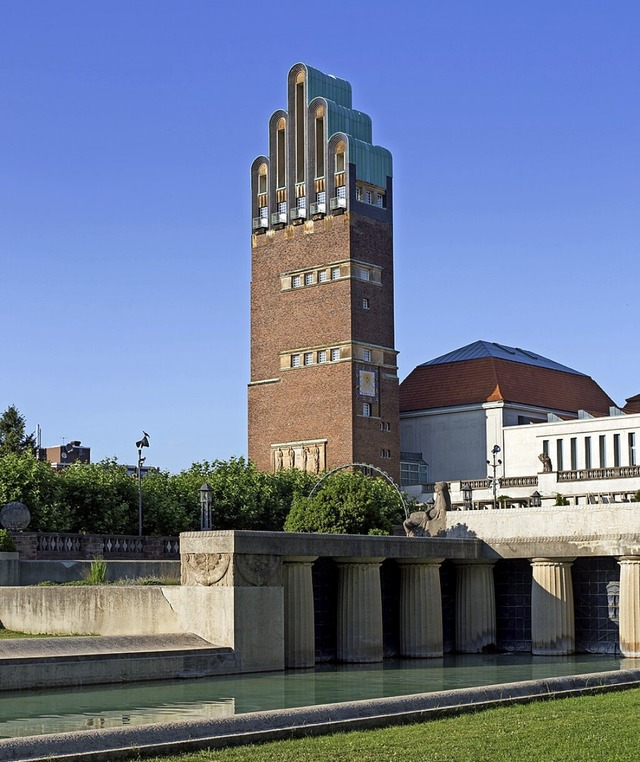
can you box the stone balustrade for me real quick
[11,532,179,560]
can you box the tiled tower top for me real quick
[251,62,392,232]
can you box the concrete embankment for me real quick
[0,634,238,690]
[2,669,640,762]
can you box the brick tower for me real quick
[248,63,400,481]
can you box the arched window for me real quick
[276,118,286,189]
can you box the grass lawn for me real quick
[138,688,640,762]
[0,628,57,639]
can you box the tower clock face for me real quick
[359,369,376,397]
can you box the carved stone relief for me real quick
[181,552,231,586]
[272,441,326,473]
[181,552,282,587]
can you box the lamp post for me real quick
[135,432,150,537]
[199,483,213,530]
[487,444,502,510]
[462,483,473,510]
[530,490,542,508]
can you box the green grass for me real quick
[0,628,60,639]
[136,688,640,762]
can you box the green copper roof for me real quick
[291,63,392,187]
[303,64,352,108]
[310,98,372,145]
[347,136,393,188]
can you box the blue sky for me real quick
[1,1,638,472]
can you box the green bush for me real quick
[0,529,16,552]
[284,470,406,535]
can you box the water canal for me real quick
[2,654,639,739]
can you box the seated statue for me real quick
[403,481,450,537]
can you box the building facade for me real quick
[248,63,400,480]
[399,340,640,507]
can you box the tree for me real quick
[0,405,36,457]
[0,452,68,531]
[284,470,406,535]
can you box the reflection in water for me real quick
[1,653,637,739]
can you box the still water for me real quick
[1,654,639,739]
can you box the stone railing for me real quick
[11,532,179,561]
[464,479,491,490]
[558,466,640,482]
[500,476,539,488]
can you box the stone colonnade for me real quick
[284,554,640,664]
[179,534,640,671]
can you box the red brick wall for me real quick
[249,210,400,481]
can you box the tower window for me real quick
[317,350,327,363]
[375,193,385,208]
[336,151,345,173]
[304,272,314,285]
[336,185,346,200]
[258,174,267,194]
[330,348,340,361]
[297,196,306,209]
[363,349,371,362]
[358,267,370,281]
[304,352,314,366]
[318,270,327,283]
[277,126,286,188]
[362,403,371,417]
[291,275,301,288]
[331,267,341,280]
[365,190,372,204]
[362,298,370,309]
[278,201,287,215]
[356,185,363,201]
[290,354,301,368]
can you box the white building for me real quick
[399,341,640,508]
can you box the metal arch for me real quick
[307,462,409,519]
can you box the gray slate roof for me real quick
[419,340,586,377]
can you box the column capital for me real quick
[530,557,576,565]
[618,556,640,563]
[334,556,385,566]
[397,557,444,567]
[283,555,318,565]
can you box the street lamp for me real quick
[135,432,150,536]
[487,444,502,510]
[462,483,473,510]
[199,483,213,530]
[530,490,542,508]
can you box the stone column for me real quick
[455,561,496,653]
[335,557,385,663]
[398,559,444,657]
[618,557,640,657]
[283,556,318,669]
[530,557,575,655]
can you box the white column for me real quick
[455,561,496,653]
[398,559,444,657]
[530,557,575,655]
[335,557,385,663]
[283,556,318,669]
[618,557,640,657]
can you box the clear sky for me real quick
[2,1,639,472]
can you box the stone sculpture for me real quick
[539,452,553,472]
[403,481,450,537]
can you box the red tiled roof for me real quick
[624,394,640,414]
[400,357,615,415]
